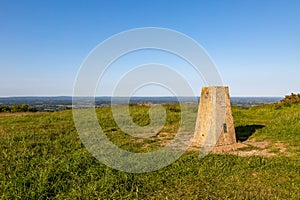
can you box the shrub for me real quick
[280,93,300,105]
[0,105,11,112]
[0,104,37,113]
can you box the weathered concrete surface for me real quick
[193,86,236,147]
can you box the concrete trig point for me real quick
[193,86,236,149]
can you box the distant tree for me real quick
[10,105,20,113]
[19,104,29,112]
[0,105,11,112]
[29,107,38,112]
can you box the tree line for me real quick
[0,104,38,113]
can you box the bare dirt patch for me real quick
[155,132,292,157]
[209,140,292,157]
[135,131,292,157]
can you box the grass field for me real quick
[0,104,299,199]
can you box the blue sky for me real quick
[0,0,299,97]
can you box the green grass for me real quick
[233,104,300,154]
[0,104,299,199]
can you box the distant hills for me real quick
[0,96,282,112]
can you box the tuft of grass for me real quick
[268,148,280,154]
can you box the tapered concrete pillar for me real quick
[193,86,236,147]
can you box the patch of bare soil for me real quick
[209,140,292,157]
[152,132,292,157]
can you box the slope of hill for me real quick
[0,104,299,199]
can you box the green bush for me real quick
[0,104,37,113]
[280,93,300,105]
[0,105,11,112]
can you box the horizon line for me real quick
[0,95,284,98]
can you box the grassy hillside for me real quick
[0,104,299,199]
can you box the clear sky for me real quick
[1,0,299,97]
